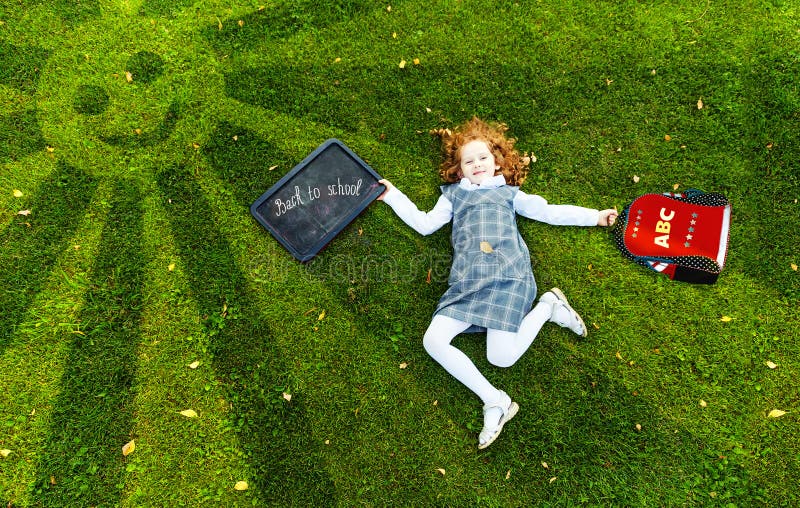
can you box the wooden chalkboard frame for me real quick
[250,139,385,262]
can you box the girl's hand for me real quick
[377,179,395,201]
[597,208,618,227]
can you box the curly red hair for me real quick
[431,117,530,187]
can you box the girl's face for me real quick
[459,140,499,185]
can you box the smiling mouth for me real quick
[99,101,180,148]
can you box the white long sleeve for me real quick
[382,186,453,236]
[513,191,600,226]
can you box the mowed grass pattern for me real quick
[1,0,798,506]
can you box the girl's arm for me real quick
[378,179,452,236]
[513,191,605,226]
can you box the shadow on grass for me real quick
[0,40,49,93]
[0,161,97,354]
[155,165,336,505]
[31,178,143,506]
[201,0,380,51]
[0,40,49,163]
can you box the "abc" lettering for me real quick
[654,208,675,248]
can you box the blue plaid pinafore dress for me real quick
[434,184,537,333]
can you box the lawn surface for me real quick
[1,0,798,506]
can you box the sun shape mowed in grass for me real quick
[1,3,355,505]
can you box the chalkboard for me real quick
[250,139,385,262]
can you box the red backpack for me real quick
[612,190,731,283]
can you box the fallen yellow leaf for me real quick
[333,57,341,63]
[188,360,200,369]
[632,175,640,183]
[0,449,11,458]
[268,165,278,171]
[398,59,406,69]
[699,399,707,408]
[615,351,623,360]
[664,134,672,141]
[17,210,31,216]
[283,392,292,402]
[318,310,326,321]
[791,263,798,271]
[399,362,408,369]
[505,470,511,480]
[13,189,23,198]
[413,58,420,65]
[122,440,135,456]
[697,98,704,109]
[541,462,549,469]
[168,263,175,271]
[436,468,446,476]
[125,71,133,82]
[768,409,786,418]
[479,241,493,253]
[720,316,732,322]
[234,480,248,491]
[635,423,642,431]
[765,360,778,369]
[549,477,557,484]
[179,409,198,418]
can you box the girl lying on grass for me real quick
[378,117,617,449]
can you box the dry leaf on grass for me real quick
[283,392,292,402]
[122,440,135,456]
[188,360,200,369]
[765,361,778,369]
[13,189,23,198]
[0,449,11,458]
[436,468,446,476]
[179,409,198,418]
[767,409,786,418]
[234,481,248,491]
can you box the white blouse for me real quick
[382,175,600,236]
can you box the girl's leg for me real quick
[423,315,500,403]
[424,315,520,449]
[486,299,552,368]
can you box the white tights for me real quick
[422,300,552,405]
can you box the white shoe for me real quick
[540,288,588,337]
[478,390,519,449]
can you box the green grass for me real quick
[1,0,798,506]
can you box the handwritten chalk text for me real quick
[274,178,364,217]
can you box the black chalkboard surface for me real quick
[250,139,384,262]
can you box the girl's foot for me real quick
[478,390,519,449]
[540,288,588,337]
